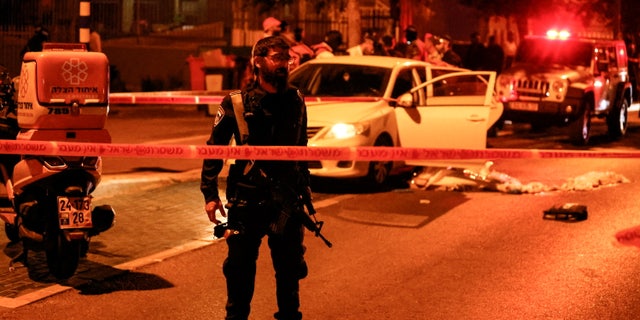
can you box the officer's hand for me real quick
[205,200,226,224]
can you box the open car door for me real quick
[394,71,497,167]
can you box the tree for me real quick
[345,0,362,48]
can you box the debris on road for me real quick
[543,203,588,221]
[560,171,630,191]
[410,161,629,194]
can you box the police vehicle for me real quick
[496,30,632,145]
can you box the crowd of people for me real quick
[258,16,517,75]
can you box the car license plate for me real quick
[58,196,92,229]
[509,102,538,111]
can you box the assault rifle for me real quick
[298,187,333,248]
[270,181,333,248]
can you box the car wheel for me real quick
[365,135,393,186]
[607,97,628,139]
[569,101,591,146]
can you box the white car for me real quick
[288,56,503,185]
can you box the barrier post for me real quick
[79,1,91,45]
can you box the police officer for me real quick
[201,36,311,320]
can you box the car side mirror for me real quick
[396,93,415,108]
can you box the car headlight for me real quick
[551,79,567,92]
[550,79,568,99]
[325,123,369,139]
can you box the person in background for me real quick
[262,16,282,38]
[89,27,102,52]
[293,27,311,47]
[290,27,315,64]
[440,34,462,67]
[279,20,297,46]
[503,31,518,70]
[484,35,505,74]
[463,32,485,70]
[403,25,425,60]
[347,34,375,56]
[312,30,344,58]
[245,17,288,88]
[375,34,394,56]
[424,33,443,65]
[626,33,640,93]
[201,36,313,320]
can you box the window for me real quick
[289,63,389,97]
[392,69,413,98]
[433,74,488,97]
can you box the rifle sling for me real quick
[230,92,249,145]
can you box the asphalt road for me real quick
[2,156,640,320]
[1,106,640,319]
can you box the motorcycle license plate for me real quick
[57,196,92,229]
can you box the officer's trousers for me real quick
[222,205,306,320]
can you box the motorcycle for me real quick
[0,43,115,279]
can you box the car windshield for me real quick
[289,63,391,97]
[516,38,593,67]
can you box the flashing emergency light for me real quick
[546,29,571,40]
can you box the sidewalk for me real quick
[0,169,215,308]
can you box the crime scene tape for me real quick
[1,140,640,160]
[109,92,225,105]
[109,92,380,105]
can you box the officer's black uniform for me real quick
[201,79,310,320]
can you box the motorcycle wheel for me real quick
[45,229,81,279]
